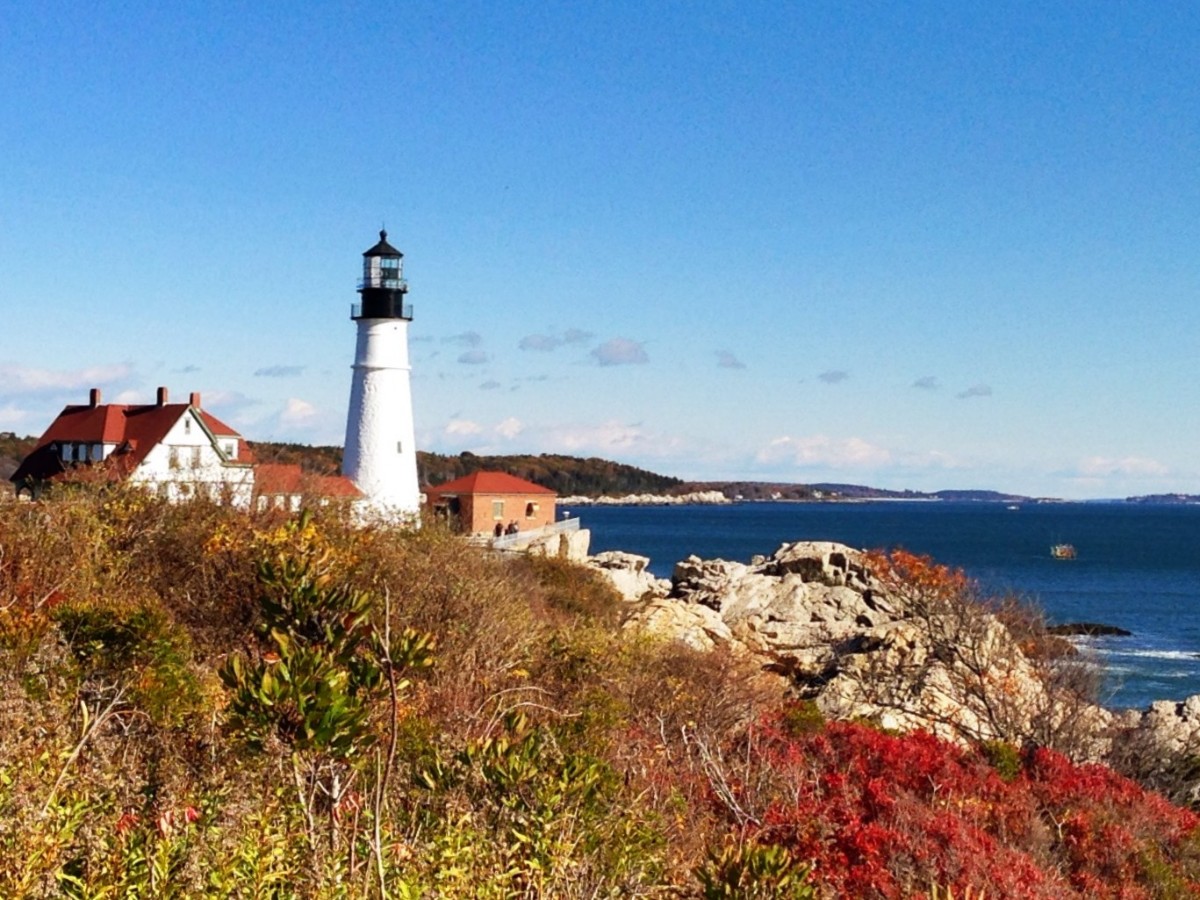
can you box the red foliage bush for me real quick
[711,715,1200,898]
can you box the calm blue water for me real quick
[566,501,1200,710]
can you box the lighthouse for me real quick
[342,230,421,519]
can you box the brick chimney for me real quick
[156,386,168,406]
[189,391,201,407]
[89,388,101,408]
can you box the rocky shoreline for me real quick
[559,490,729,506]
[588,541,1200,804]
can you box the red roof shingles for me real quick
[255,463,361,499]
[10,397,250,486]
[426,471,556,497]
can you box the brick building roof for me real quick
[425,471,556,497]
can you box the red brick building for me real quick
[425,471,556,536]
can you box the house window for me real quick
[169,447,181,469]
[525,502,539,518]
[60,443,72,462]
[224,441,236,459]
[184,418,192,434]
[75,443,87,462]
[191,446,202,468]
[492,500,504,519]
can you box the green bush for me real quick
[53,602,201,725]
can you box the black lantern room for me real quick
[354,230,412,320]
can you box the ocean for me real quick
[565,501,1200,711]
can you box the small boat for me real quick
[1050,543,1077,560]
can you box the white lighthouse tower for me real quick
[342,230,421,519]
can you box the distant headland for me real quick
[4,433,1198,504]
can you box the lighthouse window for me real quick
[396,441,403,454]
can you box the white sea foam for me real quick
[1103,649,1200,662]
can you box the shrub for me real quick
[695,842,816,899]
[53,602,201,726]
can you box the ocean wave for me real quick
[1105,666,1195,680]
[1101,648,1200,662]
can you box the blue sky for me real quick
[2,2,1197,498]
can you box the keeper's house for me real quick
[10,387,254,504]
[425,471,556,536]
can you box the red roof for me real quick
[426,470,555,497]
[255,463,361,499]
[10,395,249,486]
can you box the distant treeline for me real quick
[248,442,684,497]
[0,432,38,483]
[4,433,1030,502]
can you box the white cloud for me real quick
[0,402,32,428]
[494,417,523,439]
[280,398,317,424]
[716,350,746,370]
[445,331,483,347]
[458,350,489,365]
[534,421,695,459]
[591,337,648,367]
[912,375,940,390]
[254,365,305,378]
[519,329,594,352]
[0,362,133,393]
[203,390,257,411]
[544,421,647,452]
[756,434,892,469]
[1077,456,1169,478]
[480,379,502,391]
[519,334,562,351]
[957,383,992,399]
[818,369,849,384]
[445,418,484,436]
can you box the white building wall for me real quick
[342,318,421,518]
[128,409,255,507]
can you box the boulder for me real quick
[619,537,1200,796]
[525,527,592,562]
[626,597,734,652]
[588,550,670,602]
[626,539,1116,754]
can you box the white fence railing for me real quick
[490,516,580,550]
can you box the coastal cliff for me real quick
[593,540,1200,802]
